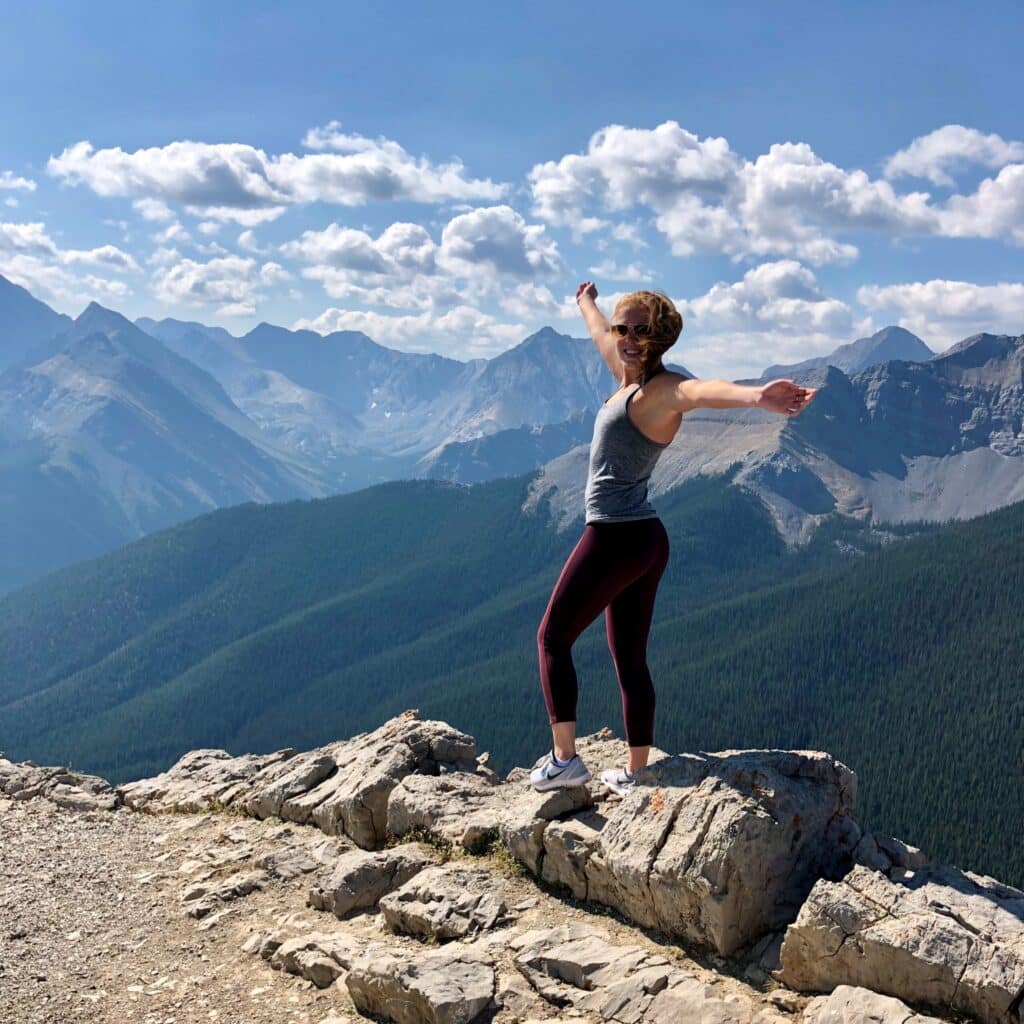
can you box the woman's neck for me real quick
[625,361,664,387]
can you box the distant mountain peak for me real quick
[75,301,134,333]
[760,325,933,380]
[0,273,73,373]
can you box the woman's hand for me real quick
[756,379,818,416]
[576,281,598,304]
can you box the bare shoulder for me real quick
[649,369,701,415]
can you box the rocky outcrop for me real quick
[7,710,1024,1024]
[118,711,487,848]
[264,930,366,990]
[777,863,1024,1023]
[510,922,790,1022]
[386,768,507,852]
[345,944,497,1024]
[0,752,121,812]
[379,864,513,940]
[802,984,947,1024]
[502,741,861,957]
[307,844,438,917]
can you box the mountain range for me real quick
[1,272,1021,594]
[529,330,1024,543]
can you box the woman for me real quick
[530,280,818,795]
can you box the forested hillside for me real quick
[1,469,1020,886]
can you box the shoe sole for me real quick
[531,769,592,791]
[600,773,636,796]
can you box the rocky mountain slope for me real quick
[0,274,71,372]
[137,318,619,460]
[0,303,328,593]
[526,331,1024,543]
[2,274,699,592]
[2,710,1021,1024]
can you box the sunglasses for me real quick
[611,323,652,337]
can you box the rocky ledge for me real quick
[1,711,1021,1024]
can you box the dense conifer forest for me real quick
[0,469,1019,887]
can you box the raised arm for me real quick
[670,377,818,416]
[575,280,622,382]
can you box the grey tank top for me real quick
[585,376,671,524]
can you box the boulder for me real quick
[853,830,929,876]
[777,862,1024,1024]
[509,923,790,1023]
[494,971,553,1020]
[378,864,511,940]
[269,930,367,989]
[117,711,479,849]
[510,746,860,956]
[539,808,606,898]
[119,748,296,812]
[241,751,337,820]
[0,756,121,811]
[307,844,437,918]
[298,714,477,847]
[345,944,496,1024]
[802,984,947,1024]
[499,782,594,874]
[386,771,505,852]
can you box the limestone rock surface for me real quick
[268,930,368,989]
[345,943,497,1024]
[0,754,120,811]
[118,710,478,848]
[509,744,860,956]
[379,863,512,940]
[307,843,438,917]
[802,984,947,1024]
[777,863,1024,1023]
[510,922,791,1023]
[386,769,506,852]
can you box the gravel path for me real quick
[0,795,355,1024]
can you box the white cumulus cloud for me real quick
[672,260,871,379]
[48,127,507,224]
[132,198,175,222]
[293,303,527,358]
[857,279,1024,351]
[527,121,1024,265]
[439,205,562,279]
[152,254,288,316]
[0,221,58,256]
[0,171,36,192]
[939,163,1024,245]
[281,209,561,314]
[884,125,1024,187]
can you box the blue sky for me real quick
[1,1,1022,377]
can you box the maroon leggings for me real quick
[537,518,670,748]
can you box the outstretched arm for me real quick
[671,377,818,416]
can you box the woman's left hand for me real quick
[757,379,818,416]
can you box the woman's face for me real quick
[611,305,649,370]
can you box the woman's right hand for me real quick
[576,281,598,304]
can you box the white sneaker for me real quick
[600,766,637,796]
[530,749,592,791]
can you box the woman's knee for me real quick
[537,615,567,653]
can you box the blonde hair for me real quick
[613,290,684,381]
